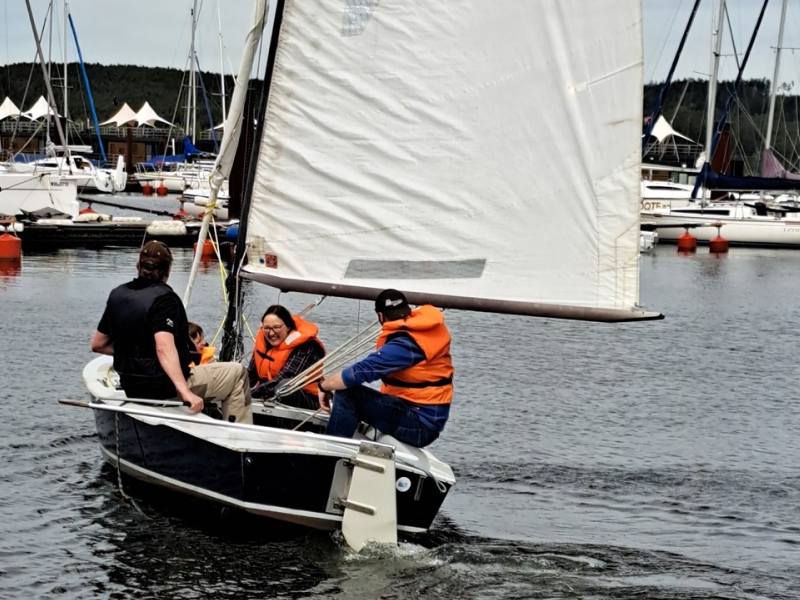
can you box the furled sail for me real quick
[242,0,657,321]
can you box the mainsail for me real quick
[241,0,657,322]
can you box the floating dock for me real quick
[10,218,229,252]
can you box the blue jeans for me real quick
[326,385,439,448]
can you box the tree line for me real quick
[645,78,800,170]
[0,62,237,131]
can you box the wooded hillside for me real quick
[2,62,798,171]
[644,78,799,169]
[0,62,236,131]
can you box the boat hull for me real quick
[92,404,452,533]
[644,212,800,248]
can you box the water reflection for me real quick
[82,468,336,598]
[0,259,21,276]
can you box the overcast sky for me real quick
[3,1,800,87]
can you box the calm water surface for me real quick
[1,244,798,599]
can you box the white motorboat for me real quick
[8,154,127,194]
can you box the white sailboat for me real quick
[72,0,660,551]
[643,0,800,248]
[0,172,79,219]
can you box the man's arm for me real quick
[317,335,424,412]
[91,330,114,355]
[154,331,204,412]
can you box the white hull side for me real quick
[0,173,79,218]
[644,212,800,247]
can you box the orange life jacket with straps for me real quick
[252,316,325,395]
[189,346,216,367]
[377,305,454,406]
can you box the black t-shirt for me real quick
[98,277,191,399]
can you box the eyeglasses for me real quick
[262,324,285,333]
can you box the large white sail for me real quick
[242,0,654,321]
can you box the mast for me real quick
[703,0,727,169]
[190,0,198,144]
[62,0,68,123]
[218,0,227,125]
[183,0,269,318]
[765,0,788,151]
[47,0,54,152]
[67,8,107,163]
[694,0,770,198]
[219,0,283,361]
[24,0,70,163]
[184,0,199,143]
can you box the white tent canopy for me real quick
[134,102,172,127]
[100,102,138,126]
[22,96,60,120]
[648,115,694,143]
[0,97,22,120]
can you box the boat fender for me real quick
[146,220,188,236]
[35,219,73,226]
[225,224,239,243]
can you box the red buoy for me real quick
[142,183,154,196]
[709,236,729,253]
[156,184,168,197]
[79,206,97,215]
[709,223,729,253]
[677,230,697,252]
[0,232,22,261]
[192,239,216,259]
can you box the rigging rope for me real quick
[273,320,381,399]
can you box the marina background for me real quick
[1,239,798,599]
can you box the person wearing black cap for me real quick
[91,240,252,423]
[316,289,454,448]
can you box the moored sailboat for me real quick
[70,0,661,551]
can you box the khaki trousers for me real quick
[187,362,253,424]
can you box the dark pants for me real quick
[326,385,439,448]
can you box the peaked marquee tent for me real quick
[0,98,22,120]
[22,96,61,120]
[100,102,173,127]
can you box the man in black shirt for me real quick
[91,240,252,423]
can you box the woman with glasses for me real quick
[247,305,326,409]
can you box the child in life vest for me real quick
[188,322,217,366]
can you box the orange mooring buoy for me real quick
[142,183,154,196]
[193,239,216,259]
[709,223,729,253]
[677,229,697,252]
[156,181,168,196]
[79,206,97,215]
[0,232,22,261]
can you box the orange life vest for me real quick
[252,315,325,395]
[189,345,216,367]
[377,305,454,406]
